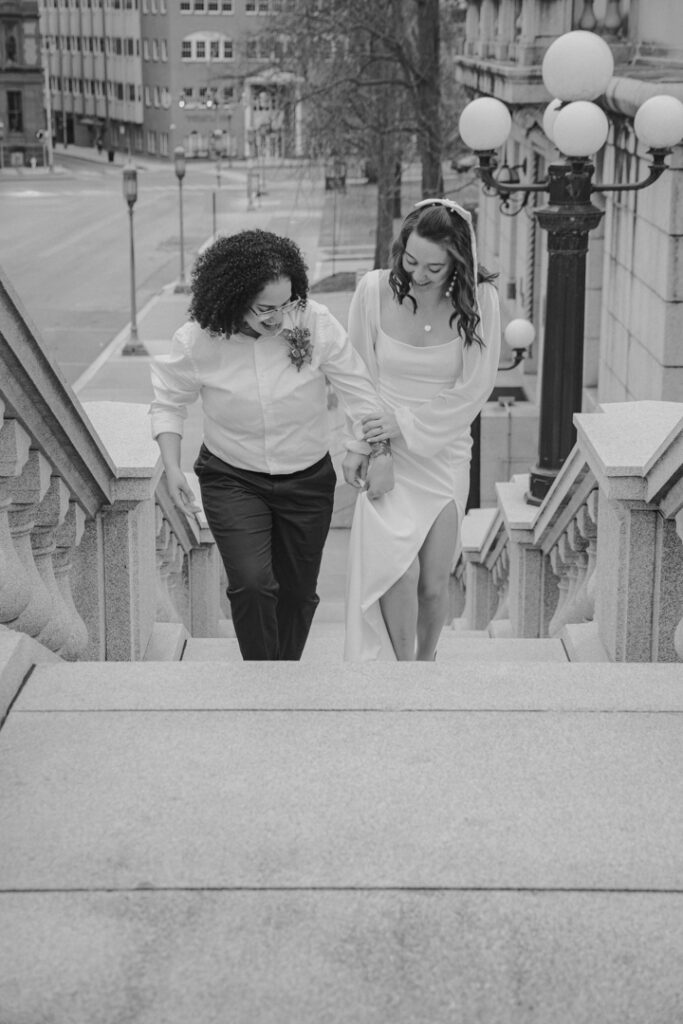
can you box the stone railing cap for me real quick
[575,401,683,479]
[82,401,160,478]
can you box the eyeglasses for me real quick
[249,298,300,324]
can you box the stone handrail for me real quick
[0,268,221,663]
[453,402,683,662]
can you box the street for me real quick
[0,153,317,384]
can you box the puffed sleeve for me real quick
[342,271,384,454]
[392,281,501,458]
[149,323,201,438]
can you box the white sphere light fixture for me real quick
[633,94,683,149]
[542,30,614,102]
[542,98,564,144]
[504,318,536,351]
[458,97,512,152]
[552,100,610,157]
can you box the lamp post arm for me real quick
[475,151,550,197]
[591,147,671,195]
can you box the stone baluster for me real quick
[489,545,512,637]
[575,492,598,622]
[167,541,189,628]
[30,475,73,653]
[478,0,496,58]
[156,514,182,624]
[0,413,33,624]
[577,0,597,31]
[547,544,571,638]
[602,0,624,38]
[6,450,54,640]
[495,0,516,59]
[464,0,480,56]
[52,501,89,660]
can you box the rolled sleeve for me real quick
[149,324,201,438]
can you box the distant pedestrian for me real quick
[149,230,393,661]
[343,198,501,661]
[96,136,103,155]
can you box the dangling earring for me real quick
[445,271,457,298]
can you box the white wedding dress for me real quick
[343,270,501,662]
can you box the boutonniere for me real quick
[282,326,313,371]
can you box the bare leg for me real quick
[416,502,459,661]
[379,557,420,660]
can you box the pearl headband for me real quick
[413,197,479,274]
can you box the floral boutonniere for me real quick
[282,326,313,371]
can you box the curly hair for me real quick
[388,205,497,348]
[188,229,309,337]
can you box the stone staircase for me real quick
[2,618,683,1023]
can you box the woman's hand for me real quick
[165,466,201,515]
[361,410,400,444]
[342,451,369,489]
[365,452,394,500]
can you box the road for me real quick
[0,153,262,384]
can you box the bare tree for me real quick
[265,0,445,266]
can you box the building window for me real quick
[143,38,149,58]
[181,39,191,58]
[144,85,151,105]
[196,39,205,58]
[207,0,218,10]
[142,0,147,10]
[161,39,167,60]
[245,0,255,10]
[160,0,166,10]
[147,129,156,154]
[153,85,160,106]
[150,0,157,11]
[222,38,232,59]
[221,0,232,9]
[180,0,190,9]
[209,38,219,59]
[194,0,204,9]
[159,131,169,156]
[152,39,159,58]
[128,83,136,101]
[246,38,257,58]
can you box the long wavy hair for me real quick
[388,205,497,348]
[188,230,309,337]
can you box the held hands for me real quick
[342,449,394,501]
[365,451,394,500]
[361,410,400,444]
[165,465,201,516]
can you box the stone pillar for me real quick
[189,539,221,638]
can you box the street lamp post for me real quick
[121,164,148,356]
[173,146,191,294]
[459,31,683,505]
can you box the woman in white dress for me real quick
[343,198,501,661]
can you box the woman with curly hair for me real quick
[343,199,501,661]
[150,229,392,661]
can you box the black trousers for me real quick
[194,445,336,661]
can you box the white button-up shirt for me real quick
[149,299,380,474]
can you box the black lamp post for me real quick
[121,164,148,356]
[173,145,191,294]
[459,30,683,505]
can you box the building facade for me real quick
[453,0,683,413]
[38,0,300,161]
[0,0,44,167]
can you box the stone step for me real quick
[3,659,683,1022]
[183,630,568,663]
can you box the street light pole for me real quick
[121,164,148,356]
[173,146,191,294]
[459,30,683,505]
